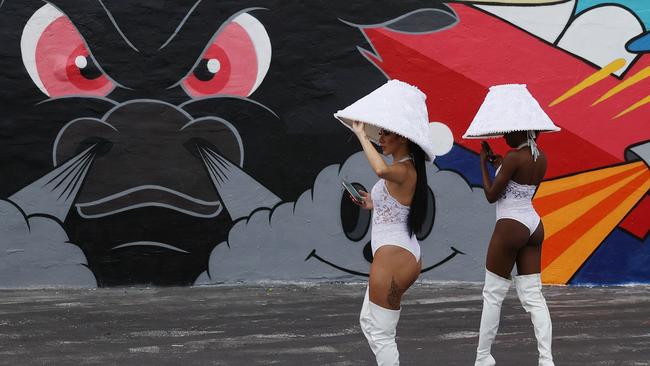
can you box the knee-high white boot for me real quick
[360,287,401,366]
[515,273,554,366]
[475,270,512,366]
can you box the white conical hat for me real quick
[334,79,453,161]
[462,84,561,139]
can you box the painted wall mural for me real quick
[0,0,647,287]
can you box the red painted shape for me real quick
[183,22,258,97]
[363,4,650,179]
[619,195,650,239]
[36,17,113,97]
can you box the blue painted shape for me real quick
[434,144,495,187]
[627,31,650,52]
[576,0,650,29]
[570,228,650,285]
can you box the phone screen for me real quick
[341,180,362,200]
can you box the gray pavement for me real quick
[0,282,649,366]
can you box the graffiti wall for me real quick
[0,0,647,287]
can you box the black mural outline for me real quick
[179,94,279,118]
[352,5,459,81]
[168,7,268,91]
[338,6,459,35]
[415,187,437,240]
[340,182,371,242]
[557,2,646,77]
[626,31,650,53]
[625,139,650,168]
[466,1,644,79]
[305,246,466,277]
[450,0,573,6]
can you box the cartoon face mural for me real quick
[1,0,648,288]
[0,0,461,286]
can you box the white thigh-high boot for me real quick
[475,270,512,366]
[360,286,401,366]
[515,273,554,366]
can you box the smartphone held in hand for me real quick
[341,180,363,201]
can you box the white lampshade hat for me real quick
[334,79,454,161]
[462,84,561,139]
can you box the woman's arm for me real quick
[352,121,410,184]
[481,147,516,203]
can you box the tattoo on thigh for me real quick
[387,277,401,309]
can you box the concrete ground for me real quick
[0,282,649,366]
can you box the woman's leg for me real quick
[360,245,420,366]
[476,219,529,366]
[514,222,555,366]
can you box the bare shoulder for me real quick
[502,149,521,165]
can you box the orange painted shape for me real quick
[535,161,645,199]
[540,169,647,242]
[534,164,647,216]
[541,170,650,269]
[542,174,650,284]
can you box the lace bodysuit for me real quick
[494,166,540,236]
[370,176,420,262]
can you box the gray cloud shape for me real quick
[196,152,494,284]
[0,200,96,288]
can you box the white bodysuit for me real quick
[370,178,421,262]
[494,166,540,236]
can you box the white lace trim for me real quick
[499,181,536,201]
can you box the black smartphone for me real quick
[481,141,496,162]
[341,180,363,201]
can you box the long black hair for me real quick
[407,141,428,237]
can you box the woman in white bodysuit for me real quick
[350,120,429,366]
[475,131,554,366]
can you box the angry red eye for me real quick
[182,13,271,98]
[21,4,114,97]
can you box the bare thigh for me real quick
[368,245,421,310]
[485,219,531,279]
[516,221,544,275]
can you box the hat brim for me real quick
[462,128,561,139]
[335,114,436,161]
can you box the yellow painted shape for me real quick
[542,175,650,284]
[614,94,650,119]
[550,58,626,107]
[541,169,647,238]
[592,66,650,105]
[535,161,644,199]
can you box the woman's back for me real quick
[508,147,547,187]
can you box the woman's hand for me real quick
[352,120,366,138]
[480,141,492,162]
[351,190,373,210]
